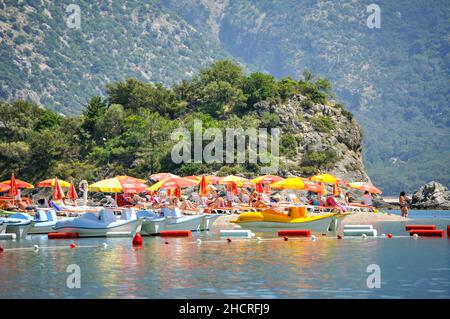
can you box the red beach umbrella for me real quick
[66,183,78,200]
[150,173,179,181]
[52,177,65,200]
[0,183,10,192]
[255,182,264,194]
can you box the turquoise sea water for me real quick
[0,210,449,299]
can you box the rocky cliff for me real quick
[411,181,450,210]
[256,94,370,184]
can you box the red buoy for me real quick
[48,232,79,239]
[70,243,76,249]
[409,230,445,238]
[447,225,450,238]
[283,236,288,241]
[0,245,3,253]
[405,225,436,231]
[227,238,232,243]
[165,241,169,244]
[132,233,143,246]
[337,235,342,239]
[278,230,311,237]
[160,230,191,237]
[387,233,393,238]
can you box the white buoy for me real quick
[311,235,317,241]
[381,233,386,237]
[251,232,256,237]
[102,243,108,248]
[256,237,262,242]
[196,239,202,245]
[362,234,367,239]
[33,244,39,251]
[413,234,419,239]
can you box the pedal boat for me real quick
[53,208,143,237]
[0,214,34,239]
[10,210,59,234]
[137,208,204,235]
[231,206,348,232]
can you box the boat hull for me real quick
[141,218,166,235]
[5,222,33,239]
[200,214,220,231]
[165,215,203,232]
[29,221,58,234]
[53,219,143,237]
[235,215,338,233]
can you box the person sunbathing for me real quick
[207,195,226,209]
[179,197,198,211]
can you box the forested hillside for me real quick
[1,0,449,194]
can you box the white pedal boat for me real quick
[137,208,204,235]
[53,208,142,237]
[0,215,34,239]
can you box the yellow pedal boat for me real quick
[231,206,349,232]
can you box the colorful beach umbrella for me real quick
[271,177,305,190]
[184,175,201,182]
[38,178,72,188]
[0,183,10,192]
[310,173,338,184]
[1,179,34,189]
[219,175,249,187]
[205,175,222,184]
[149,173,179,181]
[251,175,284,184]
[66,183,78,200]
[88,176,148,193]
[52,177,65,200]
[9,173,19,198]
[255,182,264,194]
[348,182,382,194]
[199,176,209,197]
[148,177,198,191]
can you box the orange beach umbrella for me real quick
[1,179,34,189]
[199,176,209,197]
[38,178,72,188]
[348,182,382,194]
[150,173,179,181]
[9,173,19,198]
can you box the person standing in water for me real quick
[399,191,408,218]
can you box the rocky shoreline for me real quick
[374,181,450,211]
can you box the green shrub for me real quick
[311,115,336,133]
[302,148,339,169]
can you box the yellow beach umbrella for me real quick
[271,177,305,190]
[219,175,249,187]
[37,178,72,188]
[88,176,148,193]
[310,173,337,184]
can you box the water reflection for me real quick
[0,217,449,298]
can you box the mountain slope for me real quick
[0,0,449,194]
